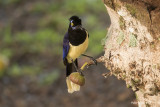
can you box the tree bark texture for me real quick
[102,0,160,106]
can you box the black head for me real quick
[69,16,81,27]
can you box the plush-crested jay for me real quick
[63,16,96,93]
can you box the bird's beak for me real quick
[71,22,74,27]
[70,20,74,27]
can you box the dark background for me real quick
[0,0,137,107]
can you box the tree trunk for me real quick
[102,0,160,106]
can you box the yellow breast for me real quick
[67,33,88,63]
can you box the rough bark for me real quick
[102,0,160,106]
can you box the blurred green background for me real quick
[0,0,109,79]
[0,0,136,107]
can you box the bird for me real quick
[63,16,96,93]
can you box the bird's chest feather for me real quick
[67,34,88,63]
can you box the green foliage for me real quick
[85,15,99,30]
[0,0,21,5]
[0,55,9,77]
[38,13,68,32]
[3,25,12,44]
[0,0,107,85]
[2,28,62,54]
[8,65,22,77]
[88,29,107,55]
[39,70,60,86]
[64,0,87,14]
[30,2,48,13]
[7,65,43,77]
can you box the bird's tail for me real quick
[66,59,80,93]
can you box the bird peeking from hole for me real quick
[63,16,97,93]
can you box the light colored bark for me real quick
[103,0,160,106]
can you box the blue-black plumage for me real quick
[63,16,89,93]
[63,32,70,65]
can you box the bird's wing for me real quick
[63,33,70,65]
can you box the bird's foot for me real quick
[71,59,79,72]
[78,69,84,76]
